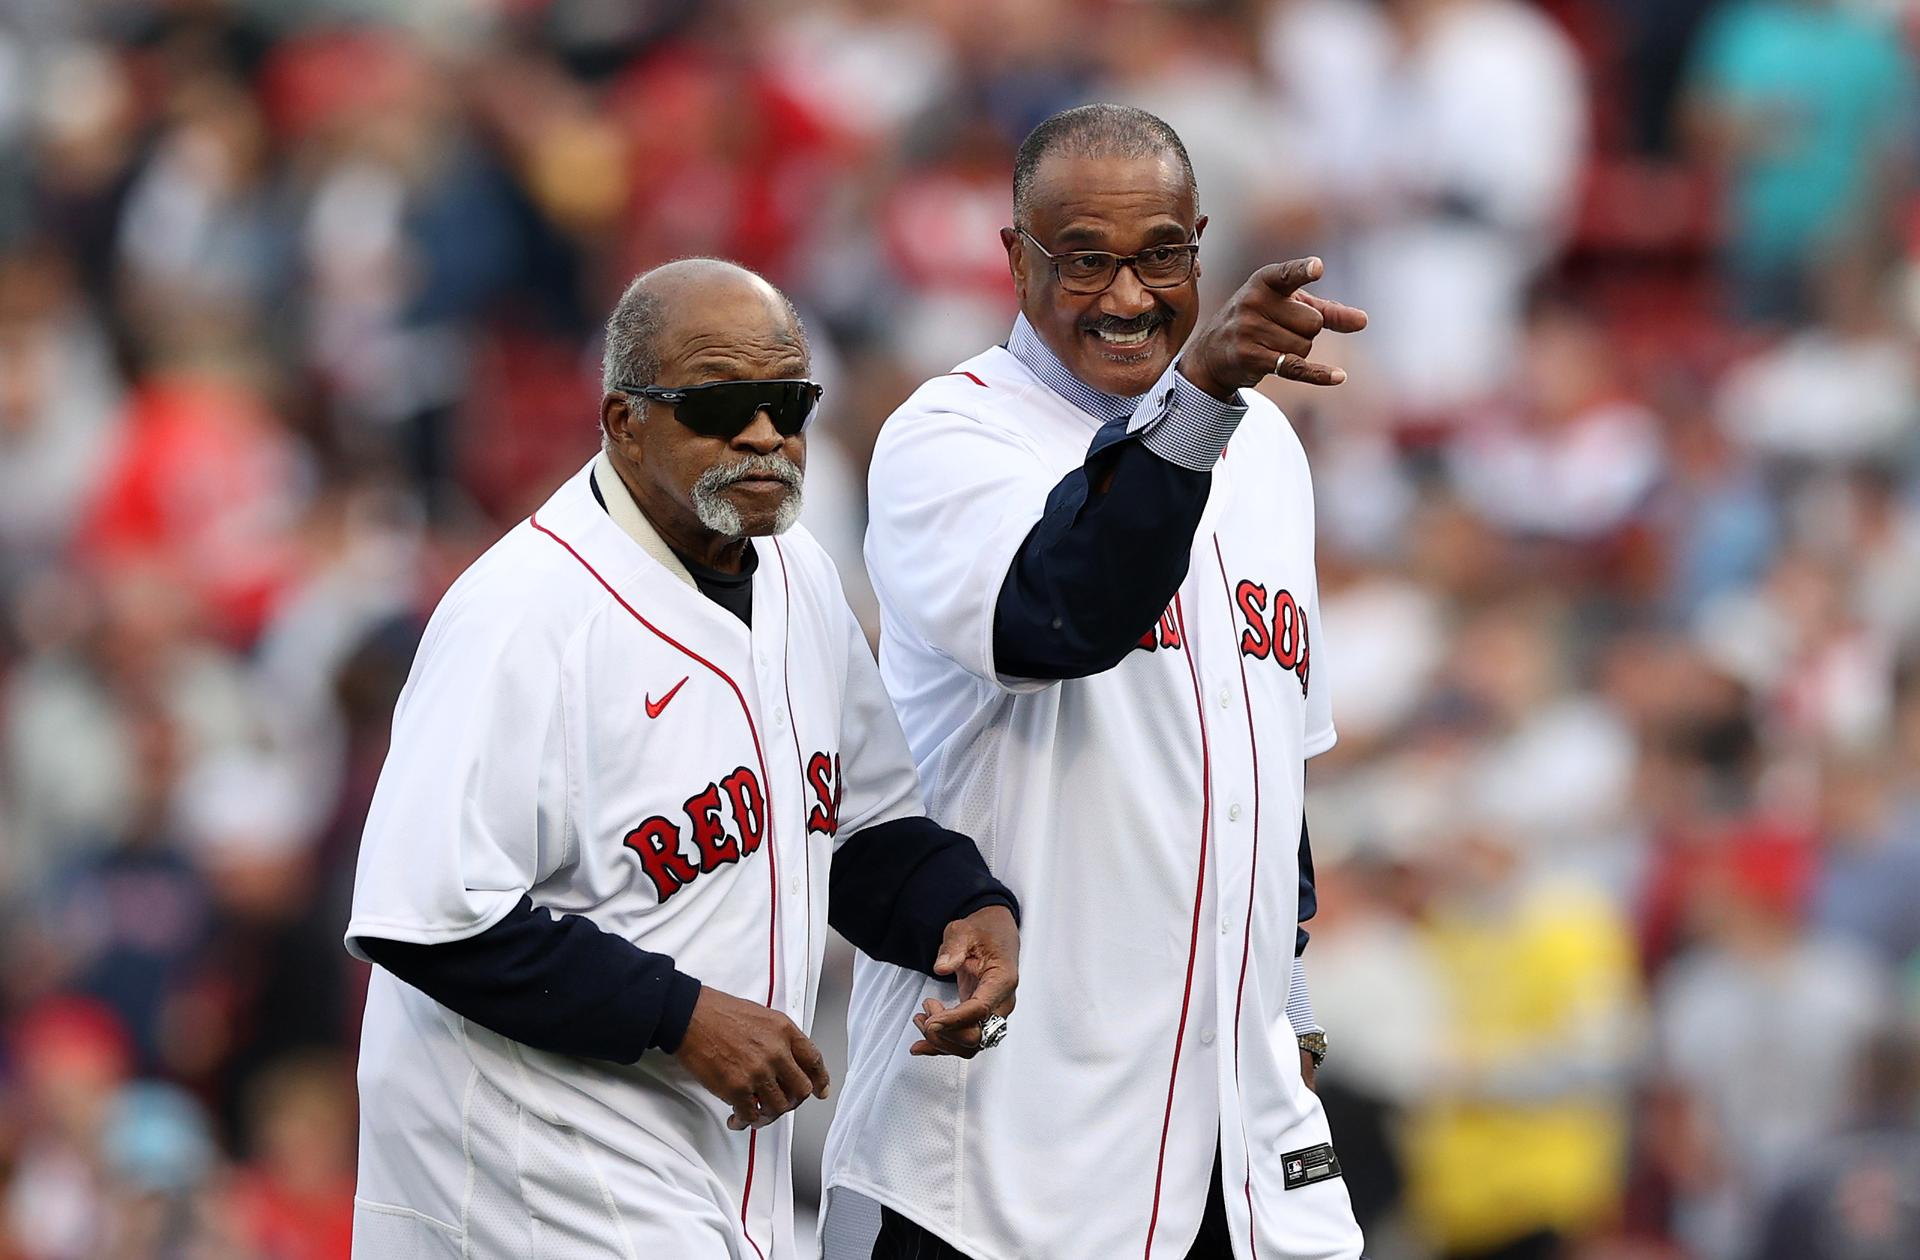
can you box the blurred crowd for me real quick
[1,0,1918,1257]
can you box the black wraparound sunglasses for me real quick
[617,378,824,439]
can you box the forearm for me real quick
[355,896,703,1062]
[830,816,1019,974]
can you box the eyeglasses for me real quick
[1018,228,1200,295]
[617,378,824,439]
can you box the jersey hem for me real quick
[1303,724,1338,760]
[823,1175,1013,1260]
[352,1197,462,1237]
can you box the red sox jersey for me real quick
[824,349,1365,1259]
[348,457,925,1260]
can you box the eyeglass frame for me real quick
[613,377,824,438]
[1016,227,1201,295]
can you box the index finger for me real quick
[1294,291,1368,334]
[1254,257,1324,301]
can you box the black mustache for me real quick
[1081,312,1167,336]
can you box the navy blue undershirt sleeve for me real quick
[993,429,1213,679]
[355,897,703,1062]
[830,816,1019,973]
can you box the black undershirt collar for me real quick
[590,468,755,627]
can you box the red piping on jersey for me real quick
[528,511,776,1260]
[1214,536,1265,1259]
[1143,591,1212,1259]
[771,540,813,1010]
[943,370,988,387]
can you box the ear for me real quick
[601,392,641,457]
[1192,214,1209,282]
[1001,226,1029,304]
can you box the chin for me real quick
[736,491,805,537]
[1076,328,1173,396]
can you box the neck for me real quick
[606,452,753,573]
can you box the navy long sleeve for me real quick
[355,898,703,1062]
[994,432,1213,679]
[830,816,1019,972]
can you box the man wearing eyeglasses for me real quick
[823,106,1368,1259]
[346,258,1020,1260]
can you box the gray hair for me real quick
[600,258,810,396]
[602,278,666,394]
[1012,103,1198,232]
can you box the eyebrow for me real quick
[1053,221,1191,249]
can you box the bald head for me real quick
[600,258,809,394]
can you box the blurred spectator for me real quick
[3,998,133,1260]
[1448,294,1667,545]
[1402,830,1640,1260]
[1267,0,1588,418]
[3,571,269,889]
[1684,0,1917,323]
[0,248,121,592]
[1749,1025,1920,1260]
[1713,253,1918,465]
[1656,838,1891,1258]
[226,1053,354,1260]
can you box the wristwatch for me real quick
[1297,1031,1328,1071]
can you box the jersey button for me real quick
[1218,687,1232,709]
[1228,804,1243,822]
[1200,1029,1216,1046]
[1220,915,1232,936]
[774,708,787,728]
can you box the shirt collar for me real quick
[1006,313,1145,425]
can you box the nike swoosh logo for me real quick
[645,676,689,720]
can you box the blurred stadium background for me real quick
[2,0,1919,1257]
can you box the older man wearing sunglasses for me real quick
[346,257,1020,1260]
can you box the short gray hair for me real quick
[601,278,666,394]
[600,259,811,395]
[1012,103,1197,232]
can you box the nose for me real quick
[731,407,786,455]
[1098,261,1155,318]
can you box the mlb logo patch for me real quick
[1280,1143,1342,1191]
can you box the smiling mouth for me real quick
[1086,323,1163,355]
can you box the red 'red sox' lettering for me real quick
[1233,579,1311,694]
[623,764,767,902]
[805,751,843,837]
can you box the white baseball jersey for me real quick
[348,456,925,1260]
[824,348,1365,1259]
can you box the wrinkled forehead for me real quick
[1025,152,1196,250]
[656,278,808,379]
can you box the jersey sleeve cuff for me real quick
[650,971,704,1055]
[1127,358,1248,472]
[1286,955,1321,1035]
[948,889,1022,926]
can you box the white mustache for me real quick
[697,454,804,494]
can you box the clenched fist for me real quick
[1178,257,1368,399]
[675,987,831,1131]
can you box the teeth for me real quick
[1093,326,1154,346]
